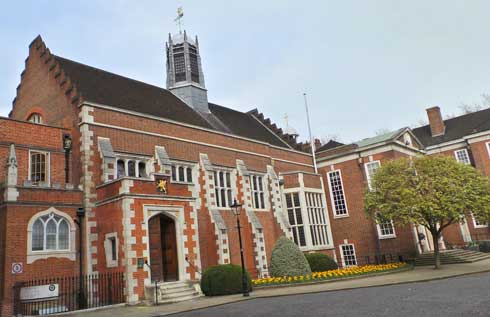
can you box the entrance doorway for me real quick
[148,214,179,282]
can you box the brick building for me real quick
[0,31,489,315]
[316,106,490,267]
[0,32,334,315]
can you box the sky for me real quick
[1,1,490,143]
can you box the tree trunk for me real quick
[432,231,441,269]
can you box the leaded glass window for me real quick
[31,213,70,251]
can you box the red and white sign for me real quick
[11,262,23,274]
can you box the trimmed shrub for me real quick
[478,240,490,253]
[200,264,252,296]
[305,253,338,272]
[270,236,311,277]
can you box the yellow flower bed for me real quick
[252,263,407,287]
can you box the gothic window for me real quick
[174,53,186,82]
[285,193,306,247]
[250,175,265,209]
[31,213,70,251]
[214,170,233,208]
[127,161,136,177]
[327,170,348,217]
[171,164,194,183]
[364,161,381,191]
[189,52,199,83]
[138,162,147,177]
[28,113,43,124]
[117,160,125,178]
[454,149,471,165]
[178,166,185,182]
[306,192,330,246]
[341,244,357,267]
[30,151,48,185]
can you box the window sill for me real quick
[379,235,396,240]
[27,250,76,264]
[474,225,489,229]
[333,214,349,219]
[252,208,269,212]
[300,245,335,252]
[171,181,195,186]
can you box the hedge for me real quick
[200,264,252,296]
[305,253,338,272]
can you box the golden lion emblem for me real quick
[156,179,167,193]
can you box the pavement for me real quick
[171,272,490,316]
[73,259,490,317]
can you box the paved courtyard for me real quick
[170,273,490,317]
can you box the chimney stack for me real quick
[314,138,322,150]
[426,106,445,137]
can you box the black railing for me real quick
[13,271,125,316]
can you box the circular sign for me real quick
[49,284,56,291]
[12,263,23,274]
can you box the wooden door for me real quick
[148,216,163,282]
[161,216,178,281]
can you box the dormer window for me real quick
[115,156,149,179]
[403,133,412,146]
[171,164,193,183]
[28,113,43,124]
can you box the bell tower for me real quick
[166,30,208,113]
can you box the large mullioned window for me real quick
[306,192,330,246]
[250,175,265,209]
[327,170,348,216]
[285,193,306,247]
[32,213,70,251]
[172,165,193,183]
[214,170,233,208]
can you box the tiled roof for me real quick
[316,140,344,153]
[54,56,213,129]
[412,108,490,147]
[53,55,291,149]
[355,128,407,148]
[209,103,290,148]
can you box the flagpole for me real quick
[303,93,318,173]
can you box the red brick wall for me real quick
[9,37,82,186]
[320,150,418,266]
[0,204,82,316]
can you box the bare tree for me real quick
[460,93,490,114]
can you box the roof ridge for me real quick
[414,106,490,131]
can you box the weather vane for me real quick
[175,6,184,34]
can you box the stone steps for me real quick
[145,281,202,305]
[415,249,490,266]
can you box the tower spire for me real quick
[175,6,184,34]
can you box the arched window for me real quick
[128,161,136,177]
[31,213,70,251]
[28,113,43,124]
[186,167,192,183]
[178,166,185,182]
[117,160,125,178]
[138,162,147,177]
